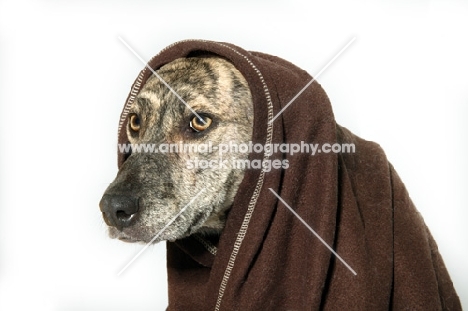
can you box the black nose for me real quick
[99,194,140,230]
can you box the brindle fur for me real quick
[101,57,253,243]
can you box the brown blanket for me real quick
[117,40,461,310]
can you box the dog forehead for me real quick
[130,56,250,120]
[133,59,208,111]
[135,89,162,111]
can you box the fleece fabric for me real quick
[117,40,461,311]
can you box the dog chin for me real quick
[108,227,148,244]
[107,226,184,244]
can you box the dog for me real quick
[99,44,461,309]
[100,56,254,243]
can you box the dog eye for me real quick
[190,115,212,132]
[129,113,141,132]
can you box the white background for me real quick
[0,0,467,310]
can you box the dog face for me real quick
[100,57,253,243]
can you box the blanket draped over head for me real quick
[117,40,461,310]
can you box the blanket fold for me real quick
[117,40,461,310]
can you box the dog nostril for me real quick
[116,210,136,221]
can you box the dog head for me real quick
[100,57,253,243]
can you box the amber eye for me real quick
[129,113,141,132]
[190,115,212,132]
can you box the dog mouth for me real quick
[104,202,213,243]
[107,221,182,244]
